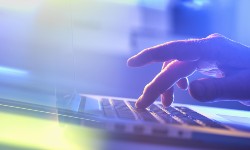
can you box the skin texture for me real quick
[127,33,250,108]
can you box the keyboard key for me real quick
[174,106,227,129]
[101,98,111,106]
[149,105,180,124]
[180,117,201,126]
[136,108,159,122]
[163,106,201,126]
[112,100,135,120]
[128,101,158,123]
[101,99,116,118]
[128,101,136,107]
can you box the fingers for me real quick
[160,61,175,107]
[176,78,189,90]
[127,40,201,67]
[127,33,247,68]
[161,87,174,107]
[136,60,197,109]
[160,61,188,107]
[189,71,250,102]
[161,62,188,106]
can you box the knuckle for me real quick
[207,33,227,44]
[207,33,224,38]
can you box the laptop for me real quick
[0,92,249,150]
[0,1,249,149]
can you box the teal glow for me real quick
[0,66,28,76]
[183,0,210,10]
[138,0,167,10]
[99,0,167,10]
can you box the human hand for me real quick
[127,33,250,108]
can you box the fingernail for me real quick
[189,81,206,101]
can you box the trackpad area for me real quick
[218,115,250,132]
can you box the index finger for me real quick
[127,39,204,67]
[136,60,197,108]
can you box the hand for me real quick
[127,33,250,108]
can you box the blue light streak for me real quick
[0,66,28,76]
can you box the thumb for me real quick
[189,72,250,102]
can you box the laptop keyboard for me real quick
[101,98,116,118]
[0,96,227,130]
[112,99,135,120]
[101,98,227,130]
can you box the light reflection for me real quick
[0,0,42,12]
[0,66,28,76]
[0,111,102,150]
[183,0,210,10]
[0,0,167,12]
